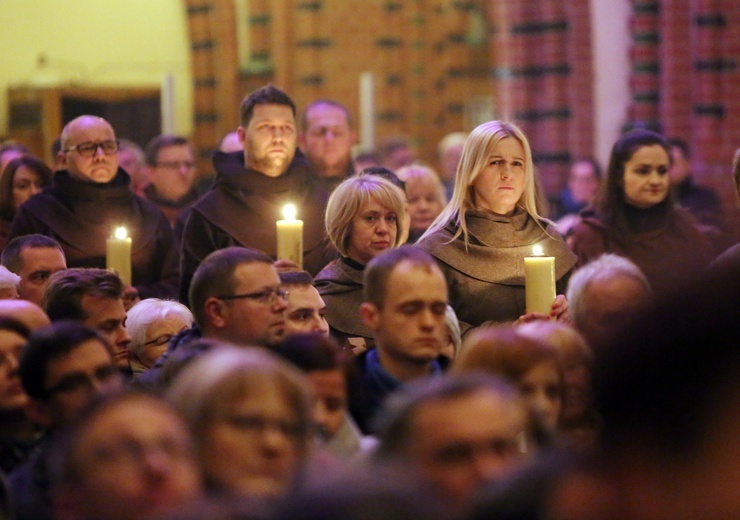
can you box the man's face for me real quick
[16,246,67,306]
[283,285,329,337]
[213,263,287,346]
[239,104,296,177]
[0,329,29,413]
[407,390,528,505]
[202,380,302,497]
[60,117,119,183]
[299,104,354,178]
[40,339,122,428]
[568,161,600,204]
[148,144,197,201]
[80,294,132,369]
[307,369,346,440]
[65,397,201,520]
[363,261,448,365]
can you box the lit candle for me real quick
[106,226,132,286]
[524,244,555,317]
[277,204,303,269]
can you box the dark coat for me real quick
[8,169,179,299]
[179,151,334,302]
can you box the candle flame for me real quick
[532,244,544,256]
[114,227,128,240]
[282,204,297,221]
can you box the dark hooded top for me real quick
[179,151,334,302]
[8,169,179,299]
[568,204,711,296]
[415,208,576,336]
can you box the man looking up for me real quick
[142,135,200,228]
[298,99,356,190]
[2,235,66,307]
[180,85,332,301]
[351,245,449,432]
[8,115,179,300]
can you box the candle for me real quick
[277,204,303,269]
[106,226,132,286]
[524,244,555,317]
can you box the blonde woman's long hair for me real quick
[419,121,548,249]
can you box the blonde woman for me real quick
[396,164,446,243]
[415,121,576,335]
[314,174,406,348]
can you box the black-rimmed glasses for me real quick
[64,139,120,157]
[216,288,289,305]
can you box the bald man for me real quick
[8,115,179,300]
[0,299,50,331]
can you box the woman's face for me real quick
[138,315,190,368]
[406,177,445,233]
[201,380,304,497]
[621,144,670,208]
[519,361,562,433]
[471,137,526,215]
[347,197,398,264]
[12,166,45,211]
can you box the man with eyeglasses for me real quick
[142,134,200,229]
[179,84,333,302]
[8,322,123,520]
[8,115,180,302]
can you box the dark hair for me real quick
[43,269,123,322]
[0,316,31,340]
[359,167,406,192]
[19,321,109,399]
[0,143,30,166]
[595,129,672,228]
[239,84,296,127]
[189,247,274,328]
[144,135,191,166]
[278,270,314,287]
[273,333,345,373]
[300,99,353,131]
[0,155,53,221]
[2,234,64,274]
[363,246,441,307]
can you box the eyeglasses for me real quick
[155,161,196,170]
[217,288,289,304]
[143,334,175,347]
[223,413,306,439]
[64,140,120,157]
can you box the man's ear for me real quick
[297,131,307,151]
[236,126,247,147]
[204,297,228,329]
[359,302,380,331]
[24,398,54,430]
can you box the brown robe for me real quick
[415,208,576,336]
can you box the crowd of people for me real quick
[0,82,737,520]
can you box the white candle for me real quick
[524,244,555,317]
[276,204,303,269]
[106,226,132,286]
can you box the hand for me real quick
[514,295,570,325]
[551,294,570,323]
